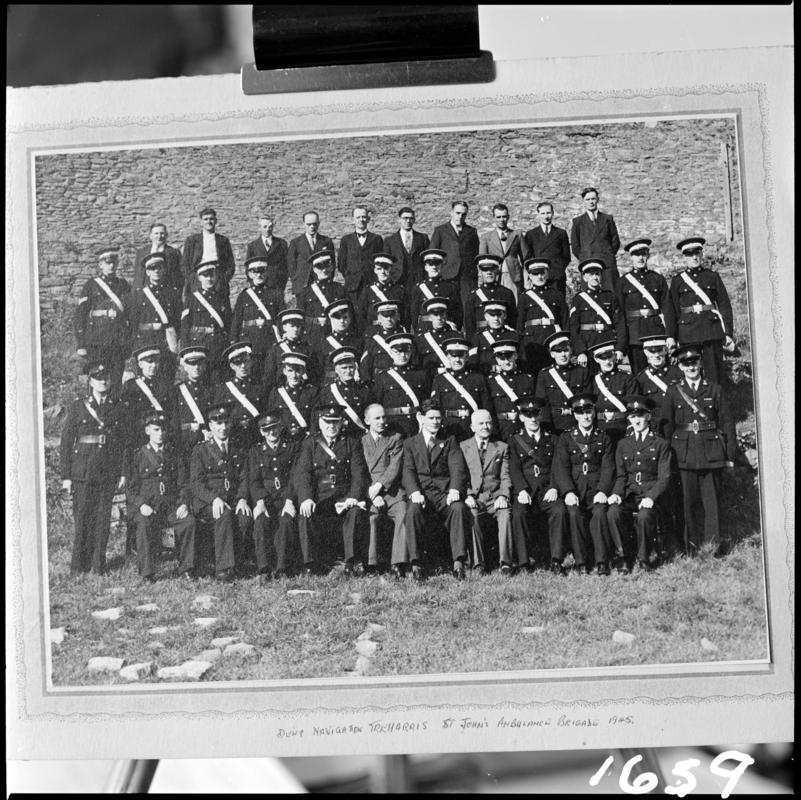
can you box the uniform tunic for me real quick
[360,324,408,377]
[213,376,265,451]
[356,281,407,331]
[616,268,671,373]
[468,325,519,375]
[488,370,536,441]
[230,283,281,376]
[516,286,569,377]
[591,369,639,442]
[568,287,626,359]
[317,380,371,438]
[308,329,364,385]
[408,277,462,332]
[266,382,319,442]
[262,337,313,394]
[296,279,345,331]
[180,288,232,382]
[463,283,517,338]
[414,325,458,380]
[534,364,591,434]
[430,369,493,441]
[368,366,430,438]
[172,378,214,465]
[127,283,181,361]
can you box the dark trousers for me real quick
[405,496,470,566]
[134,508,196,578]
[679,468,722,551]
[195,506,248,574]
[607,496,658,564]
[297,498,367,568]
[469,501,512,569]
[700,339,725,385]
[368,499,408,566]
[601,266,620,293]
[70,480,116,574]
[458,272,478,326]
[565,498,613,566]
[511,496,566,565]
[253,507,298,572]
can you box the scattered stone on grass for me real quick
[134,603,159,613]
[87,656,125,674]
[197,648,222,663]
[157,660,213,682]
[147,641,165,652]
[106,587,127,597]
[115,628,134,637]
[148,626,169,636]
[355,640,379,657]
[353,656,373,676]
[612,630,636,646]
[224,642,258,658]
[210,636,239,649]
[287,589,317,597]
[91,607,123,621]
[119,662,155,682]
[192,617,219,629]
[701,638,719,652]
[50,628,66,644]
[349,593,363,604]
[191,595,219,611]
[522,626,546,634]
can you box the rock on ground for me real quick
[119,662,155,682]
[701,638,719,652]
[287,589,317,597]
[87,656,125,673]
[105,587,127,596]
[210,636,239,649]
[197,648,222,663]
[147,641,165,651]
[91,607,123,621]
[612,630,636,646]
[157,660,213,682]
[224,642,258,658]
[191,595,219,610]
[134,603,159,613]
[522,626,546,634]
[50,627,66,644]
[192,617,219,629]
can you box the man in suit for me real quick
[402,399,472,580]
[338,207,385,308]
[429,200,480,315]
[461,408,513,575]
[286,210,336,303]
[133,222,184,293]
[524,202,572,297]
[181,207,236,297]
[361,404,408,576]
[384,206,430,291]
[478,203,527,300]
[570,187,621,292]
[245,214,289,311]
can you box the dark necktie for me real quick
[479,442,487,465]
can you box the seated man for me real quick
[126,411,196,582]
[295,404,370,574]
[402,400,472,580]
[607,396,672,572]
[460,409,513,575]
[361,404,408,576]
[508,396,566,572]
[552,392,616,575]
[189,401,252,581]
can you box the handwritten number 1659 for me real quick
[589,751,754,797]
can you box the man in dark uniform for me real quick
[517,258,569,378]
[553,392,616,574]
[247,410,301,580]
[360,300,408,377]
[318,346,371,438]
[463,254,517,338]
[180,259,232,383]
[662,343,737,555]
[245,214,289,311]
[587,339,639,445]
[181,207,236,298]
[295,403,370,574]
[665,237,735,385]
[569,259,626,371]
[338,207,385,309]
[408,248,462,333]
[487,339,535,441]
[523,202,571,297]
[60,361,126,575]
[126,411,196,581]
[430,336,493,441]
[230,256,282,382]
[617,238,673,374]
[189,401,252,580]
[296,250,345,334]
[356,252,407,331]
[266,351,319,442]
[533,331,591,435]
[309,299,363,385]
[635,334,683,436]
[262,309,313,393]
[468,299,519,375]
[607,396,672,572]
[128,252,181,382]
[368,333,429,439]
[214,341,264,451]
[73,247,130,388]
[570,187,621,292]
[508,396,566,572]
[286,211,336,304]
[414,297,459,380]
[172,345,214,468]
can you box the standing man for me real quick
[245,214,289,311]
[361,404,409,576]
[478,203,527,300]
[402,400,472,580]
[383,206,430,291]
[414,297,459,379]
[468,299,518,375]
[429,200,481,316]
[296,250,346,333]
[461,408,514,575]
[60,361,126,575]
[338,207,385,309]
[618,238,673,374]
[487,339,535,441]
[662,343,737,556]
[172,345,214,468]
[463,254,517,338]
[181,207,236,297]
[356,253,407,331]
[588,339,639,445]
[635,334,683,436]
[133,222,184,292]
[214,341,265,452]
[73,246,131,389]
[408,248,462,332]
[266,351,320,441]
[360,300,408,377]
[534,332,591,435]
[310,299,364,385]
[524,202,571,297]
[570,187,621,292]
[607,396,672,572]
[665,237,735,385]
[262,309,313,394]
[318,346,370,438]
[295,404,370,575]
[286,210,336,303]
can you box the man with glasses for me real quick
[665,237,735,385]
[409,248,462,333]
[534,332,590,436]
[464,254,517,339]
[607,396,672,573]
[488,339,535,441]
[587,339,638,446]
[286,211,336,303]
[384,206,430,289]
[662,343,737,556]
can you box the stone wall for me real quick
[34,117,742,314]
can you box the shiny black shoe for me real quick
[453,560,466,581]
[596,561,611,576]
[550,560,565,575]
[613,556,631,575]
[472,564,486,577]
[216,568,235,583]
[391,565,404,581]
[500,564,514,577]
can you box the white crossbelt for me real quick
[310,283,329,310]
[142,286,169,325]
[578,291,612,326]
[548,367,574,401]
[680,271,727,334]
[371,333,395,360]
[135,378,164,412]
[424,331,450,368]
[94,276,125,312]
[624,272,659,310]
[644,369,669,393]
[442,372,479,412]
[330,384,366,430]
[192,291,224,328]
[82,399,106,428]
[371,285,389,302]
[525,289,559,327]
[594,374,627,412]
[179,383,205,424]
[387,369,420,407]
[494,374,519,403]
[419,283,435,300]
[277,387,308,428]
[225,381,260,417]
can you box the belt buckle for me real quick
[635,472,642,485]
[459,409,469,418]
[108,309,117,319]
[98,435,107,445]
[582,462,589,476]
[596,323,603,331]
[274,477,281,490]
[159,481,166,495]
[604,410,614,421]
[224,478,230,491]
[257,318,265,327]
[533,465,540,477]
[691,420,700,434]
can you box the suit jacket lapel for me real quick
[429,437,445,465]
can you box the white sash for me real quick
[135,378,164,412]
[82,399,106,428]
[624,272,659,310]
[277,387,308,428]
[371,285,389,302]
[387,369,420,407]
[225,381,260,417]
[192,291,224,328]
[475,288,489,304]
[680,271,726,334]
[142,286,169,325]
[326,335,342,352]
[442,372,479,412]
[645,369,669,393]
[424,332,450,368]
[179,383,205,424]
[419,283,435,300]
[594,374,627,412]
[246,287,273,321]
[371,333,395,360]
[317,437,339,462]
[579,292,612,326]
[310,282,329,310]
[330,384,366,430]
[94,276,124,312]
[494,374,519,403]
[526,289,557,324]
[548,367,574,401]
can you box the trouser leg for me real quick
[589,501,611,564]
[495,506,512,566]
[135,513,158,578]
[511,502,530,566]
[388,500,409,566]
[444,500,470,563]
[636,505,657,563]
[404,503,425,563]
[273,513,296,572]
[70,482,92,574]
[544,497,566,562]
[90,482,116,574]
[367,509,382,566]
[566,504,590,566]
[700,469,721,547]
[252,514,274,572]
[213,508,236,573]
[170,512,197,575]
[469,506,487,568]
[606,502,630,561]
[680,469,701,552]
[342,506,367,564]
[297,514,315,566]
